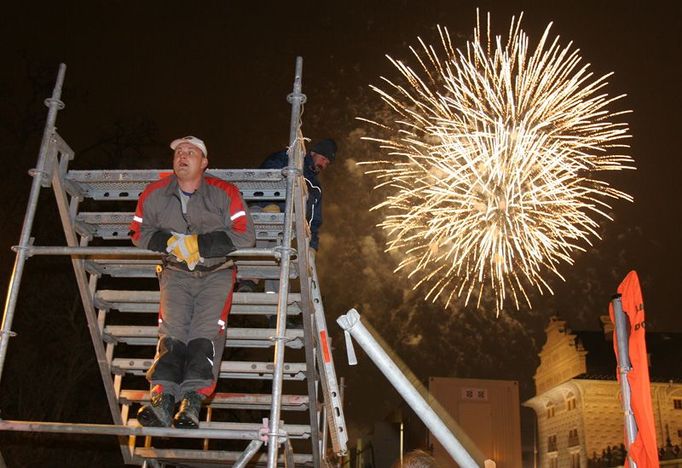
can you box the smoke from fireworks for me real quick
[360,14,634,312]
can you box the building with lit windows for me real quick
[524,317,682,468]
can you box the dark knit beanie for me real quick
[311,139,337,162]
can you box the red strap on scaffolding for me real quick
[609,271,659,468]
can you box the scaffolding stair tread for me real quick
[95,290,302,315]
[119,389,309,411]
[134,447,313,465]
[85,258,298,280]
[65,169,288,201]
[104,325,304,349]
[112,359,307,380]
[75,211,288,242]
[125,419,311,439]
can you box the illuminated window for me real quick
[566,393,577,410]
[674,398,682,410]
[461,387,488,401]
[548,435,558,452]
[570,452,581,468]
[546,403,556,418]
[568,428,579,446]
[549,456,558,468]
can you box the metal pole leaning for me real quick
[337,309,482,468]
[308,259,348,453]
[0,63,66,384]
[267,56,306,468]
[612,295,638,468]
[233,440,265,468]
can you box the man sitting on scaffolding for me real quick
[129,136,255,428]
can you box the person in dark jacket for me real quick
[238,139,336,297]
[259,138,336,251]
[129,135,255,428]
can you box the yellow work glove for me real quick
[262,203,281,214]
[185,249,202,271]
[166,233,203,270]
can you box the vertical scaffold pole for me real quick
[612,295,638,468]
[267,56,306,468]
[0,64,66,384]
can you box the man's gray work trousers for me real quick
[147,264,236,400]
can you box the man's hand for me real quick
[167,233,203,270]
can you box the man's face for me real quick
[311,152,331,174]
[173,142,208,180]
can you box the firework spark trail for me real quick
[361,14,634,312]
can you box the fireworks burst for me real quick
[360,13,634,312]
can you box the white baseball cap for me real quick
[170,136,208,157]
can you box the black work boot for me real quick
[173,391,203,429]
[137,393,175,427]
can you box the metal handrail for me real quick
[0,420,303,440]
[11,246,288,258]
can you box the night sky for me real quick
[2,0,681,461]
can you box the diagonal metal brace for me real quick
[232,440,264,468]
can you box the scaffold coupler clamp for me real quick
[0,329,17,340]
[28,167,51,179]
[281,166,302,179]
[44,97,65,110]
[11,238,36,258]
[0,327,18,351]
[337,308,359,366]
[259,418,270,444]
[273,245,297,260]
[287,92,307,105]
[259,418,287,446]
[269,327,293,344]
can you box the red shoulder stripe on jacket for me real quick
[205,177,248,233]
[129,176,173,241]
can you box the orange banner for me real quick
[609,271,659,468]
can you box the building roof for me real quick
[573,330,682,382]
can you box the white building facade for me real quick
[524,317,682,468]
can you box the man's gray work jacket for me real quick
[129,173,255,270]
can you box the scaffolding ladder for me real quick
[0,58,348,467]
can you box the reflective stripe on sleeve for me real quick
[133,216,143,223]
[230,211,246,221]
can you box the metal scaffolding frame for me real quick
[0,59,347,467]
